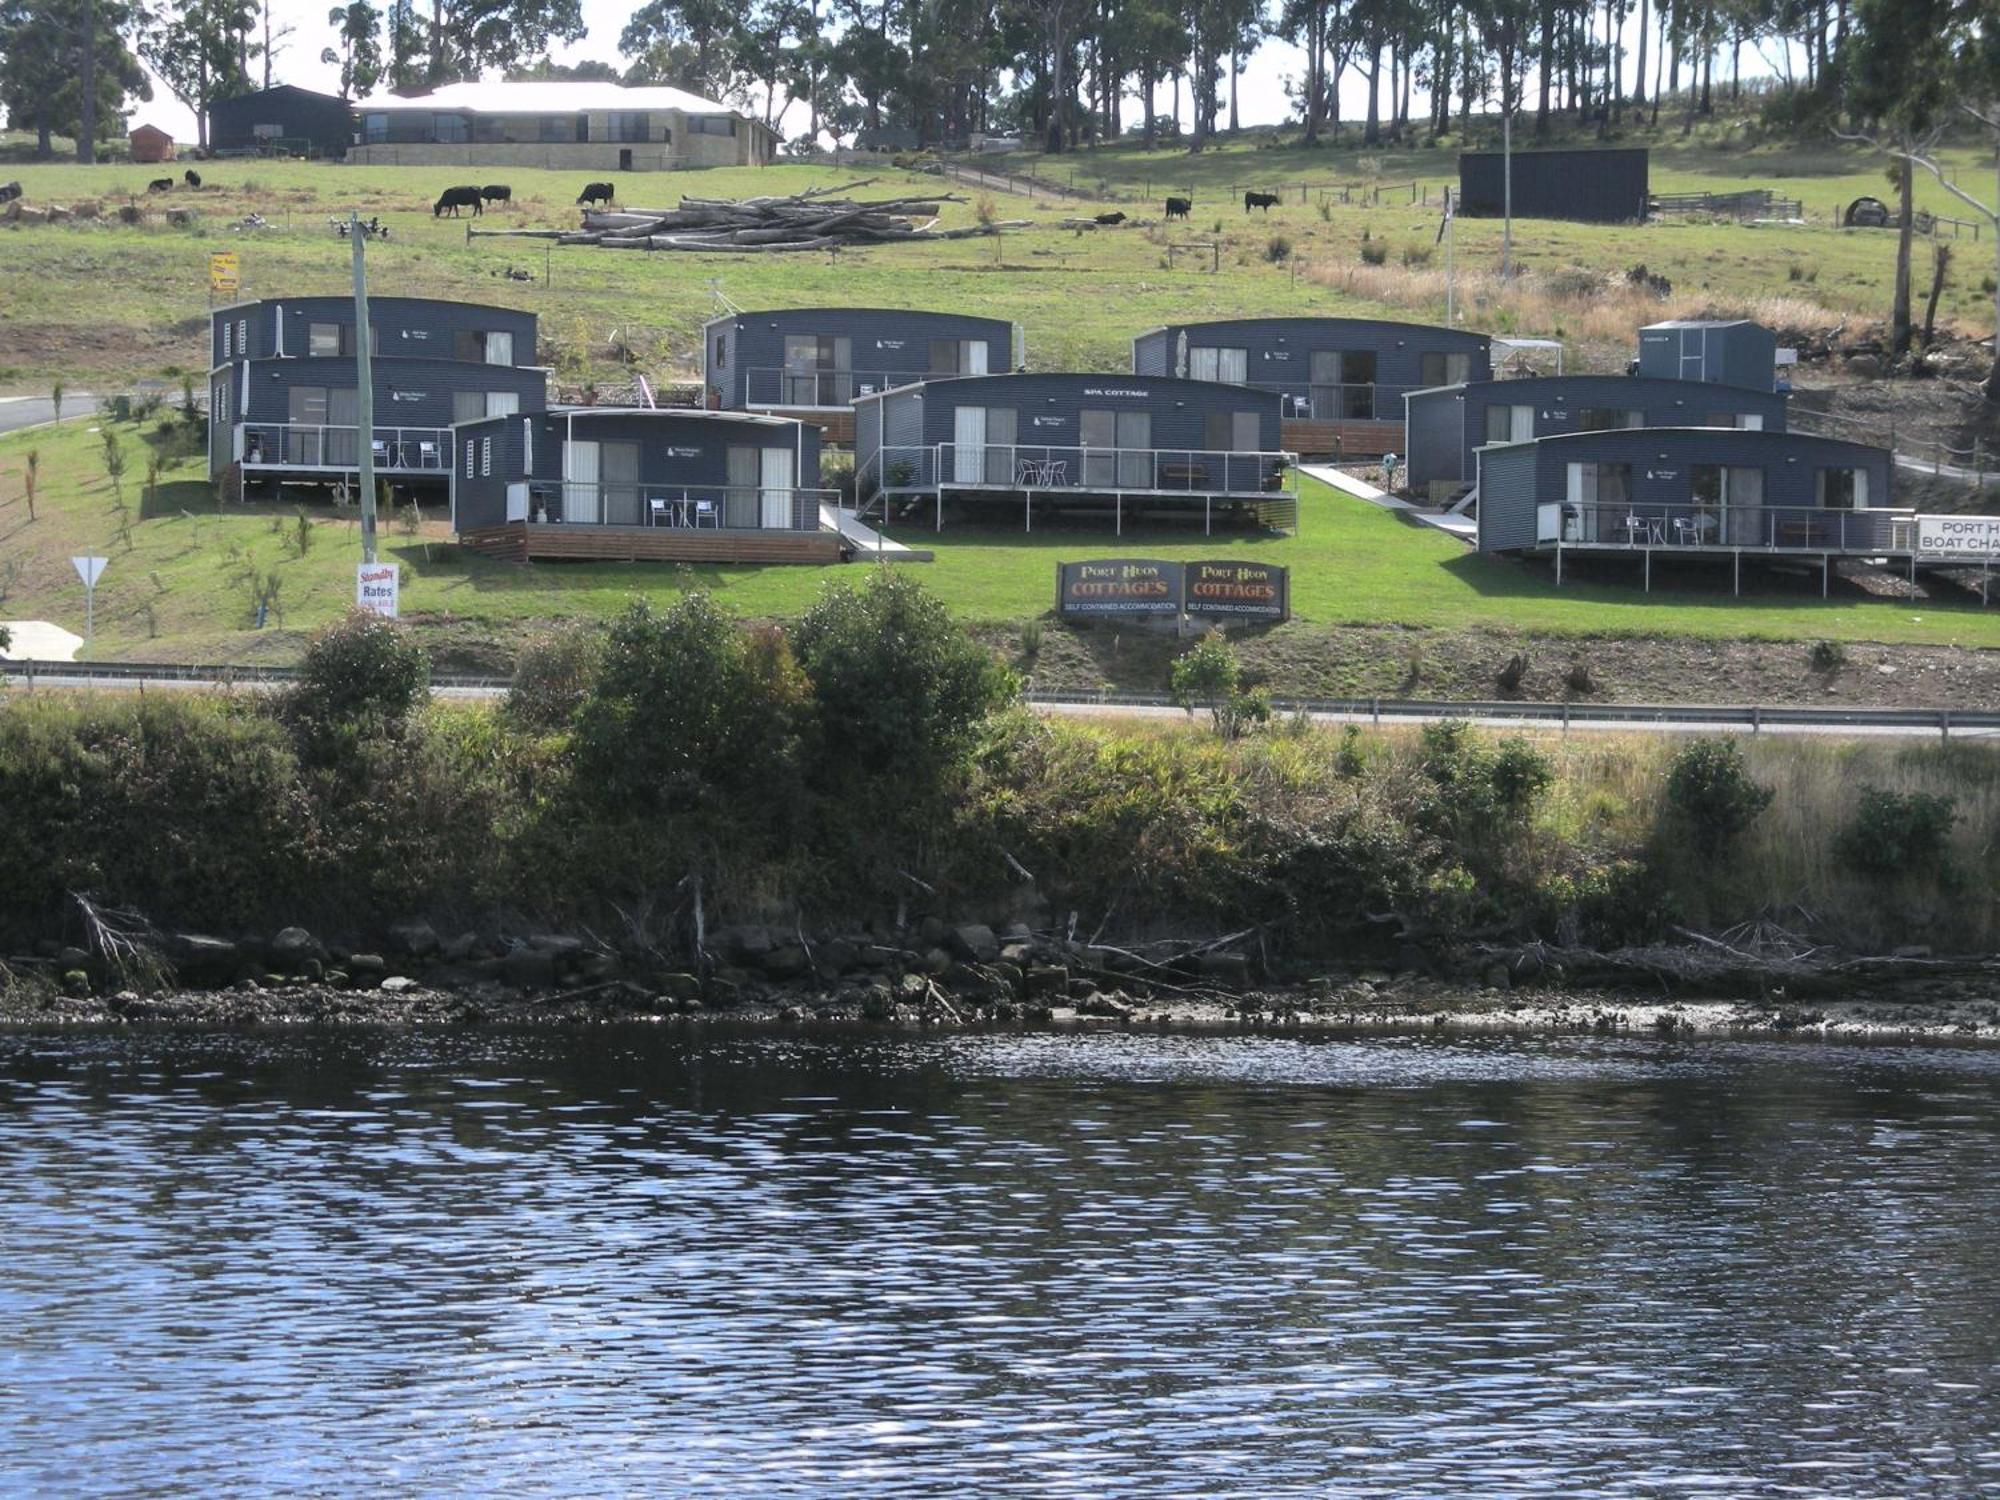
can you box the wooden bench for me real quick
[1157,461,1209,489]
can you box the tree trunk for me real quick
[1634,0,1648,103]
[1537,0,1555,134]
[1363,42,1380,145]
[1892,153,1915,356]
[77,0,98,164]
[1229,51,1239,133]
[1922,241,1951,348]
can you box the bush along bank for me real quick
[3,575,1999,1025]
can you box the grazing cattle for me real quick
[147,178,174,194]
[480,184,512,206]
[433,185,484,217]
[184,169,202,189]
[577,181,615,206]
[1093,211,1126,226]
[1244,190,1280,212]
[1164,195,1192,220]
[0,182,21,204]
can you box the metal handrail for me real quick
[525,479,839,530]
[1552,501,1916,552]
[877,442,1296,494]
[238,422,452,471]
[742,367,957,406]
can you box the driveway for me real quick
[0,394,99,437]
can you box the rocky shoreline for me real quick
[7,924,2000,1042]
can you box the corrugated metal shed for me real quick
[1457,148,1649,224]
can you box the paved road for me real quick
[0,395,99,437]
[7,667,1991,741]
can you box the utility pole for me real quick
[351,213,377,563]
[1502,109,1514,279]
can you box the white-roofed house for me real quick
[349,80,776,171]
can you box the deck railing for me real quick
[874,441,1294,496]
[526,480,837,531]
[1188,379,1428,421]
[743,367,934,408]
[1547,502,1918,553]
[237,423,453,472]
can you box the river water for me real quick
[4,1026,1999,1497]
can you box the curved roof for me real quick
[1137,315,1489,344]
[1408,373,1788,403]
[854,370,1287,407]
[707,306,1014,330]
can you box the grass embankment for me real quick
[3,597,1995,971]
[0,126,1989,392]
[6,416,2000,667]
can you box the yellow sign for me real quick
[209,251,240,294]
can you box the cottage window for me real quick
[1309,351,1376,419]
[690,115,736,136]
[1188,346,1247,384]
[453,391,487,425]
[714,334,728,367]
[1485,404,1533,443]
[309,322,342,357]
[1204,410,1262,453]
[453,329,515,365]
[1709,411,1765,430]
[1818,467,1868,509]
[538,115,574,143]
[480,437,492,477]
[362,113,388,144]
[1578,407,1642,431]
[608,112,650,142]
[432,113,469,144]
[1420,351,1473,387]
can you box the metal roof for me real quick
[356,80,747,119]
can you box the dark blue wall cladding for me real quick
[704,308,1017,408]
[212,297,540,368]
[1406,374,1790,486]
[1636,321,1778,392]
[1131,316,1492,400]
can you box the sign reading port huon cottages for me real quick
[1056,559,1290,623]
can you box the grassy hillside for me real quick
[5,412,1998,665]
[0,127,1992,395]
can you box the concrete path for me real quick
[820,504,926,560]
[1299,464,1476,540]
[0,622,85,662]
[0,394,98,437]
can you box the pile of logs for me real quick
[471,179,1030,253]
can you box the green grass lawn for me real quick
[0,125,1990,395]
[5,415,1995,663]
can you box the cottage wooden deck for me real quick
[753,406,857,445]
[458,523,846,565]
[1283,417,1402,460]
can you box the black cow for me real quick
[1164,195,1192,220]
[147,178,174,194]
[0,182,21,204]
[184,169,203,189]
[1094,210,1126,226]
[577,181,615,206]
[433,185,484,217]
[1244,190,1280,212]
[480,184,512,206]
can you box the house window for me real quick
[432,113,468,144]
[538,115,574,143]
[1420,351,1473,387]
[453,329,515,365]
[309,322,342,357]
[1204,410,1262,452]
[1710,411,1765,430]
[714,334,728,366]
[1188,346,1248,384]
[480,437,491,476]
[1578,407,1642,431]
[1485,404,1534,443]
[1310,350,1376,418]
[1819,467,1868,509]
[453,391,488,425]
[362,113,388,144]
[690,115,736,136]
[608,112,650,142]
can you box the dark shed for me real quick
[1132,316,1490,419]
[1474,427,1894,558]
[703,307,1020,412]
[1457,148,1649,223]
[451,408,823,532]
[1636,320,1778,391]
[206,85,355,159]
[1404,374,1789,492]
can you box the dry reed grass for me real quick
[1304,259,1836,362]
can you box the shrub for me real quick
[1170,633,1268,740]
[504,624,601,731]
[1359,232,1388,266]
[1317,200,1332,222]
[286,610,431,738]
[1809,639,1847,672]
[1835,786,1958,880]
[1266,233,1293,262]
[1662,737,1772,857]
[793,570,1014,791]
[1400,242,1433,268]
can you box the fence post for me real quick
[1942,707,1951,743]
[1752,705,1762,734]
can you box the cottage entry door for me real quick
[1079,409,1116,488]
[759,448,795,529]
[953,406,987,484]
[326,388,360,466]
[1115,411,1152,489]
[726,446,761,527]
[601,441,641,525]
[566,439,602,524]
